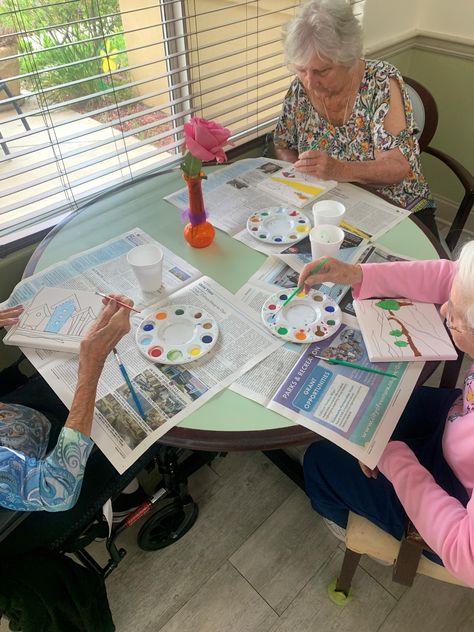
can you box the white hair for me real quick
[283,0,363,68]
[455,240,474,329]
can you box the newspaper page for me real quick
[231,248,423,467]
[3,231,282,473]
[268,327,422,469]
[314,183,410,241]
[231,257,305,405]
[165,158,409,258]
[1,228,201,312]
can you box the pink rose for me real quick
[184,117,231,163]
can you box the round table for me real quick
[25,166,445,451]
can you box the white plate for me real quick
[136,304,219,364]
[261,289,341,343]
[246,207,311,244]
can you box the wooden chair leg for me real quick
[393,537,424,586]
[335,547,362,595]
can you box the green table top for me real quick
[29,164,441,448]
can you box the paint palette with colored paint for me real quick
[246,207,311,244]
[136,305,219,365]
[261,290,341,343]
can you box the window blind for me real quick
[0,0,365,243]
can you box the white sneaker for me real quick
[323,518,346,542]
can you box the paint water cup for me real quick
[127,244,164,293]
[312,200,346,227]
[309,224,344,260]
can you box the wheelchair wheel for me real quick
[137,499,198,550]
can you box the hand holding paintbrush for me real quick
[294,129,340,181]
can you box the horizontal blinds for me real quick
[0,0,364,241]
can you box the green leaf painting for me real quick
[389,329,403,337]
[375,299,401,311]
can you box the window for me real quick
[0,0,364,244]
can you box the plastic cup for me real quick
[309,224,345,260]
[312,200,346,227]
[127,244,164,293]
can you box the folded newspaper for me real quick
[2,229,283,473]
[231,246,423,469]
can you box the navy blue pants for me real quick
[303,386,469,565]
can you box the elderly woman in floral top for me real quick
[274,0,437,236]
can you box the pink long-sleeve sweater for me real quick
[354,258,474,587]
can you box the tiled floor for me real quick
[73,355,472,632]
[82,445,473,632]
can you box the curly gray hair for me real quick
[283,0,363,68]
[455,240,474,330]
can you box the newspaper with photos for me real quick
[165,157,410,261]
[231,246,423,468]
[2,229,282,473]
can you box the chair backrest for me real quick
[403,76,439,152]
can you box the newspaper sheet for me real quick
[231,248,422,468]
[3,229,282,473]
[165,158,410,262]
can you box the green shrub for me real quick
[0,0,134,104]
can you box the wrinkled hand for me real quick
[298,257,362,294]
[79,294,133,373]
[0,305,24,328]
[359,461,379,479]
[294,150,343,181]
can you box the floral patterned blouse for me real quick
[0,403,93,511]
[274,60,434,210]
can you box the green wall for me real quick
[385,47,474,228]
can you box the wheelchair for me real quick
[0,355,222,577]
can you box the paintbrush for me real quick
[270,258,329,323]
[312,355,398,378]
[310,129,332,151]
[95,291,141,314]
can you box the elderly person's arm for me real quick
[0,295,132,511]
[294,78,410,185]
[378,442,474,587]
[299,257,457,305]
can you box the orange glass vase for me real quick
[183,175,215,248]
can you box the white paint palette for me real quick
[136,304,219,364]
[261,290,341,343]
[246,207,311,244]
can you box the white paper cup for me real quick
[309,224,344,260]
[312,200,346,226]
[127,244,164,293]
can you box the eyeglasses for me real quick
[445,313,471,335]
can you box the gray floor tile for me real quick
[157,562,279,632]
[231,488,339,614]
[106,452,295,631]
[268,549,397,632]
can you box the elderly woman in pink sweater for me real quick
[299,242,474,588]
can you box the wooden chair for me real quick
[403,76,474,252]
[329,512,467,605]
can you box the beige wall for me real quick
[418,0,474,42]
[119,0,170,110]
[364,0,474,51]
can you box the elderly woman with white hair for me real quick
[274,0,437,235]
[299,242,474,587]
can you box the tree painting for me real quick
[374,299,422,357]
